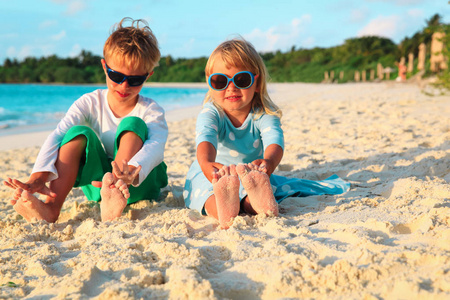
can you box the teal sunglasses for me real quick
[208,71,255,91]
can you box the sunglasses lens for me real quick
[127,76,147,86]
[210,74,228,90]
[108,71,126,84]
[234,72,252,89]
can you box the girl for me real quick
[183,38,350,228]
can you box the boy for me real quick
[4,17,168,222]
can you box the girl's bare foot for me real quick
[12,189,58,222]
[100,173,130,222]
[212,165,240,228]
[236,163,278,216]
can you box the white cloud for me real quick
[407,9,424,18]
[394,0,424,5]
[7,45,33,60]
[1,33,18,39]
[302,37,315,48]
[69,44,82,57]
[357,15,404,39]
[365,0,425,5]
[65,1,86,16]
[350,8,370,23]
[243,15,312,53]
[51,0,87,16]
[51,30,66,41]
[181,38,195,53]
[39,20,57,30]
[6,46,17,58]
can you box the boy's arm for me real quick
[197,141,224,182]
[32,96,90,181]
[127,102,168,186]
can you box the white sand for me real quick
[0,82,449,299]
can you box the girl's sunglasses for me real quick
[105,62,148,87]
[208,71,255,91]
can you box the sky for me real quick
[1,0,449,64]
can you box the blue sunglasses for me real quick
[105,62,148,86]
[208,71,255,91]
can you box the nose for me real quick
[225,80,237,91]
[120,79,130,88]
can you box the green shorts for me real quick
[61,116,168,204]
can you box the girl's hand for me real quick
[252,159,275,176]
[3,172,57,198]
[204,162,224,182]
[253,144,283,176]
[196,141,224,182]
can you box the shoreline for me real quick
[0,81,431,150]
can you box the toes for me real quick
[236,163,248,176]
[115,179,130,199]
[115,179,125,189]
[229,164,237,176]
[102,172,115,187]
[212,172,219,184]
[13,188,24,200]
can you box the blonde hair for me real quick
[103,17,160,73]
[204,38,281,118]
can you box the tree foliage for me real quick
[0,14,447,85]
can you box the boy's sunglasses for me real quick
[104,62,148,87]
[208,71,255,91]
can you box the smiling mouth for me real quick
[226,95,241,101]
[117,91,130,97]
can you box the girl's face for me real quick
[209,56,258,123]
[102,57,151,106]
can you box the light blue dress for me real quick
[183,102,350,214]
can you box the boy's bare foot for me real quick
[212,165,240,229]
[100,172,130,222]
[236,163,278,216]
[11,189,58,222]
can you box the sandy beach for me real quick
[0,82,449,299]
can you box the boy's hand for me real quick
[91,160,141,188]
[3,173,57,198]
[111,160,142,186]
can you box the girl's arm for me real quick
[252,144,283,176]
[197,141,224,182]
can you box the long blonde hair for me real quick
[204,38,282,118]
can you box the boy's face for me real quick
[102,57,152,105]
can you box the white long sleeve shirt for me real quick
[31,89,168,186]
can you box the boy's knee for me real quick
[117,117,148,143]
[66,125,97,139]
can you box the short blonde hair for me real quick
[204,38,281,118]
[103,17,160,73]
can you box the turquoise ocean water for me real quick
[0,84,207,130]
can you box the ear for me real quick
[101,59,107,73]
